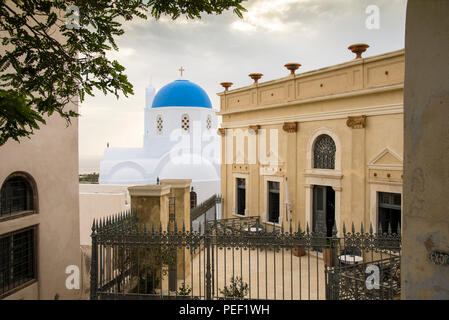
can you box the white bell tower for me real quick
[144,83,156,148]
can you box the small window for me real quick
[181,114,190,133]
[156,115,163,135]
[313,134,336,169]
[378,192,401,234]
[1,174,35,217]
[236,178,246,216]
[206,115,212,131]
[190,189,197,209]
[268,181,280,223]
[0,226,37,296]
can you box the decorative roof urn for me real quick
[348,43,370,59]
[284,63,301,75]
[249,73,263,84]
[220,82,233,92]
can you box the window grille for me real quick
[313,134,336,169]
[156,115,163,134]
[181,114,190,133]
[206,115,212,131]
[0,227,36,296]
[1,175,34,217]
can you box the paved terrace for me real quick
[166,247,326,300]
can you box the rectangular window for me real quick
[236,178,246,216]
[268,181,280,223]
[378,192,401,234]
[0,226,36,297]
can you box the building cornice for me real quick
[128,185,171,197]
[160,179,192,189]
[216,84,403,117]
[219,103,403,129]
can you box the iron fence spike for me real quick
[351,222,355,234]
[370,222,373,234]
[388,222,392,235]
[343,222,346,234]
[361,222,364,234]
[306,222,310,234]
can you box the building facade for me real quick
[218,48,404,237]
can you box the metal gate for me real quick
[90,210,401,300]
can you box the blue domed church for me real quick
[99,77,220,203]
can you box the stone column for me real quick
[160,179,192,282]
[347,115,366,228]
[159,179,191,229]
[283,122,298,225]
[128,185,171,229]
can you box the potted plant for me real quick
[292,247,306,257]
[219,276,249,299]
[322,239,337,267]
[177,282,192,299]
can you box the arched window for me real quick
[190,187,197,209]
[156,115,163,135]
[1,173,36,217]
[313,134,336,169]
[181,114,190,133]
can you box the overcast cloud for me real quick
[79,0,407,172]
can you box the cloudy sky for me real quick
[79,0,407,173]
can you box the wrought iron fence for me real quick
[90,212,401,300]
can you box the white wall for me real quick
[79,184,130,245]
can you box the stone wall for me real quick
[402,0,449,299]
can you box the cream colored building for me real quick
[0,2,81,300]
[218,47,404,237]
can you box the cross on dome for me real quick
[179,66,185,78]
